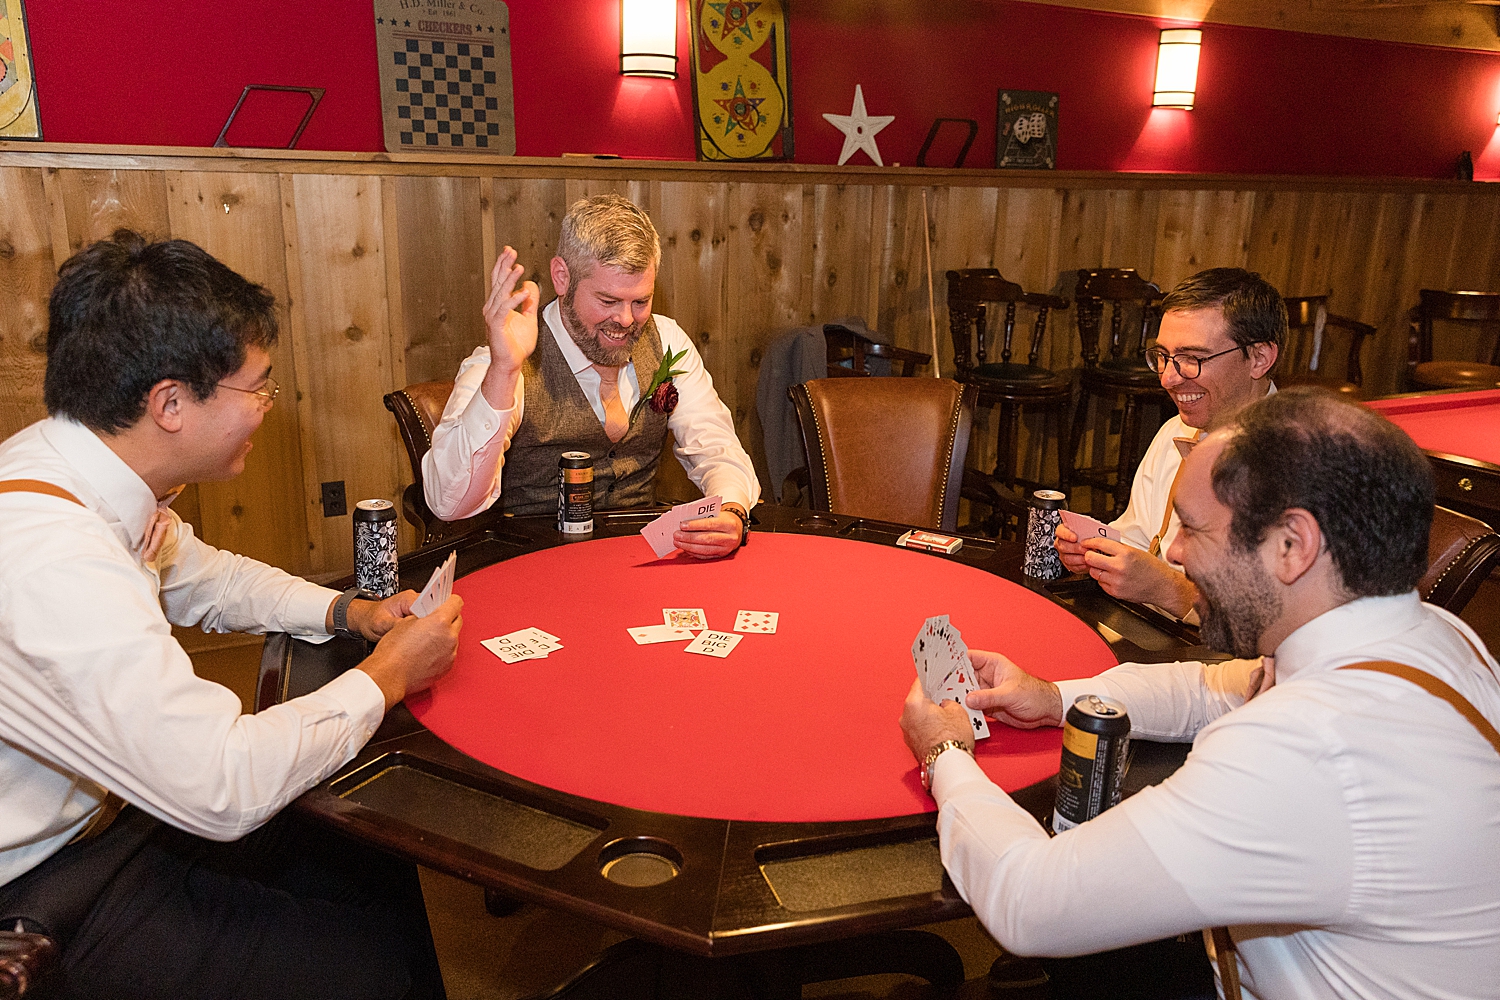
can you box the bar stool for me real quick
[1277,295,1374,397]
[1065,268,1166,516]
[1407,290,1500,391]
[946,269,1071,535]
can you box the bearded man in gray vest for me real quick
[423,194,759,558]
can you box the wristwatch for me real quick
[920,739,974,793]
[332,587,379,641]
[722,502,751,547]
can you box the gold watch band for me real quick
[920,739,974,792]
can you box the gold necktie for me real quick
[593,364,630,443]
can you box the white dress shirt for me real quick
[0,418,386,888]
[931,591,1500,998]
[422,300,761,520]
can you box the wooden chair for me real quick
[823,323,931,378]
[1421,505,1500,615]
[1277,295,1375,397]
[1407,290,1500,391]
[1066,268,1168,516]
[789,378,976,531]
[945,269,1071,535]
[384,380,461,546]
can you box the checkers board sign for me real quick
[374,0,516,154]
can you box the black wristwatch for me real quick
[723,503,751,547]
[332,587,379,641]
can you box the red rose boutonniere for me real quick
[631,347,688,422]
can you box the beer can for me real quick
[1052,694,1131,833]
[1023,489,1067,580]
[557,452,594,534]
[352,499,399,598]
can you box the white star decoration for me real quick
[822,84,895,167]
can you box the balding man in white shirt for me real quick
[903,387,1500,997]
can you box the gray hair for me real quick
[556,194,661,279]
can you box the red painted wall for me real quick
[19,0,1500,178]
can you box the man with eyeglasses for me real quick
[1055,267,1282,621]
[0,232,458,999]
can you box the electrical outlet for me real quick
[320,481,347,518]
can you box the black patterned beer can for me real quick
[1052,694,1131,833]
[1023,489,1067,580]
[557,452,594,534]
[353,499,399,598]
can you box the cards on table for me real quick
[663,608,708,630]
[410,552,457,618]
[685,630,742,658]
[628,624,696,645]
[733,610,778,634]
[1058,509,1122,543]
[481,627,562,664]
[640,496,723,558]
[911,615,990,740]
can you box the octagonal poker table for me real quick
[258,504,1211,958]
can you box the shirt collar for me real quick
[37,417,161,551]
[1273,590,1425,683]
[544,299,595,377]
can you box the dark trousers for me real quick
[0,806,445,1000]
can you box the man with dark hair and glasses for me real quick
[1055,267,1283,621]
[0,231,460,999]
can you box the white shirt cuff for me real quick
[322,666,389,747]
[929,745,993,802]
[289,584,344,636]
[460,379,515,443]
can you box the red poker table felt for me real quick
[1368,388,1500,524]
[260,507,1203,957]
[408,531,1118,823]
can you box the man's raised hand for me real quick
[480,246,541,409]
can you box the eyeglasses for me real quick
[1143,345,1244,379]
[216,376,280,407]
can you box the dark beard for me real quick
[1194,552,1282,659]
[560,289,644,367]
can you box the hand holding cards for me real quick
[911,615,990,740]
[1058,509,1121,543]
[641,496,723,558]
[410,552,457,617]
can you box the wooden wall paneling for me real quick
[1354,192,1425,395]
[1446,191,1500,293]
[488,175,566,301]
[1149,190,1256,292]
[1052,187,1114,475]
[0,168,54,441]
[281,172,402,575]
[1399,191,1494,378]
[49,168,173,257]
[390,175,487,386]
[1243,189,1304,296]
[874,184,945,371]
[990,187,1064,373]
[722,181,810,489]
[164,170,312,575]
[478,176,498,290]
[653,180,729,379]
[809,184,876,329]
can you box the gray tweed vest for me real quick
[501,312,669,515]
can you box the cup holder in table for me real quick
[598,837,683,887]
[795,515,841,529]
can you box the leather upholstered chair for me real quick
[384,380,459,546]
[1277,296,1374,397]
[1406,290,1500,391]
[0,926,56,1000]
[789,378,976,532]
[1420,505,1500,615]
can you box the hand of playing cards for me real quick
[410,552,456,618]
[911,615,991,740]
[641,496,723,558]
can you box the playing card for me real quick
[912,614,989,740]
[733,610,778,634]
[481,635,549,663]
[627,624,696,645]
[410,552,456,618]
[1059,509,1122,543]
[663,608,707,630]
[684,630,742,658]
[641,495,724,558]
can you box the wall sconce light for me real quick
[621,0,678,78]
[1153,28,1203,109]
